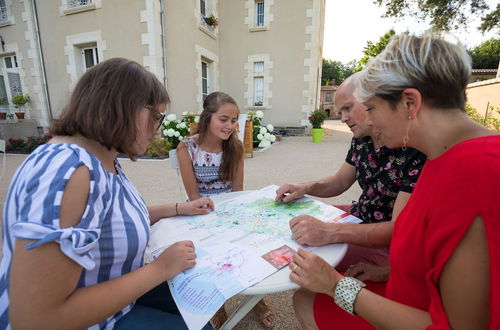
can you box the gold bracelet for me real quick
[175,203,179,216]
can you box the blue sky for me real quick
[323,0,499,62]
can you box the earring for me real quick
[402,115,411,151]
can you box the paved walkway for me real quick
[0,120,359,329]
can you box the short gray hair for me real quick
[355,31,471,111]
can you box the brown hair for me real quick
[196,91,243,182]
[50,57,170,159]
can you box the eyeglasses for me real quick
[144,105,166,130]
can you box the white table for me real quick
[207,191,347,329]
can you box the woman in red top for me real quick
[290,32,500,329]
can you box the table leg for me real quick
[220,294,264,330]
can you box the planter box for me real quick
[15,112,25,120]
[0,113,6,120]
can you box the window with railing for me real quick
[0,55,23,113]
[253,77,264,106]
[67,0,92,8]
[255,0,264,27]
[0,0,8,23]
[199,0,217,33]
[253,62,264,106]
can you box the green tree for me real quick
[373,0,499,32]
[321,59,358,85]
[468,38,500,69]
[358,29,396,68]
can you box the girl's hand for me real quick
[178,198,214,215]
[154,240,196,280]
[289,248,342,295]
[344,263,389,282]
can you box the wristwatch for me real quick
[333,277,366,315]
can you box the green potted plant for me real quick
[309,109,327,143]
[11,94,30,119]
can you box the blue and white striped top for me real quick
[0,143,150,330]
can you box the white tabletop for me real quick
[210,191,347,295]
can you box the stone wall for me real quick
[0,120,42,140]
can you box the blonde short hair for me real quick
[356,32,471,111]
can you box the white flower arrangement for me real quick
[161,112,197,149]
[248,111,277,148]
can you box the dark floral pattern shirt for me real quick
[346,137,426,223]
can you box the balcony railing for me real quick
[67,0,92,8]
[0,6,9,22]
[200,16,216,32]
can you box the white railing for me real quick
[67,0,92,8]
[0,6,9,22]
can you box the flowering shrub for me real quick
[161,112,199,149]
[6,133,53,153]
[247,110,276,148]
[309,109,327,128]
[145,137,170,158]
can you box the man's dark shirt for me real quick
[346,137,426,223]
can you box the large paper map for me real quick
[146,185,360,330]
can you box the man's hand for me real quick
[289,215,333,246]
[344,262,389,282]
[275,183,308,203]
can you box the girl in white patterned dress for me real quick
[177,91,244,200]
[177,91,276,328]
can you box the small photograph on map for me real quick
[261,245,296,269]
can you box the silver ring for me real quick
[293,264,298,272]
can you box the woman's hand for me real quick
[178,197,214,215]
[344,263,389,282]
[154,240,196,280]
[289,248,342,295]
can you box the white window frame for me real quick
[0,0,14,27]
[244,55,273,110]
[67,0,92,8]
[201,60,210,101]
[2,55,22,98]
[0,54,24,114]
[253,76,264,106]
[198,0,218,36]
[255,0,264,27]
[200,0,207,17]
[195,45,219,109]
[81,46,99,72]
[65,31,106,87]
[60,0,101,16]
[245,0,273,31]
[254,61,264,74]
